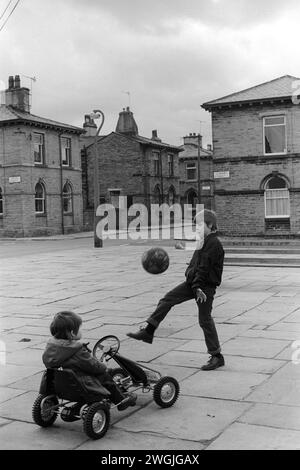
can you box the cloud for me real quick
[1,0,300,146]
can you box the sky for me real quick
[1,0,300,147]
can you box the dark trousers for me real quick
[146,281,221,356]
[101,372,125,404]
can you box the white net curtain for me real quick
[264,176,290,218]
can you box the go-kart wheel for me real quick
[93,335,120,362]
[110,368,128,383]
[32,394,59,427]
[153,377,180,408]
[83,402,110,440]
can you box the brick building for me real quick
[179,133,213,211]
[202,75,300,236]
[0,75,84,237]
[80,107,183,228]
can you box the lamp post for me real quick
[197,133,201,206]
[91,109,105,248]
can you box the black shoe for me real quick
[117,393,137,411]
[126,328,153,344]
[201,354,225,371]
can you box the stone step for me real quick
[224,252,300,267]
[225,246,300,254]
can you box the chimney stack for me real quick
[115,107,138,136]
[4,75,30,113]
[183,133,202,147]
[83,114,97,137]
[151,129,161,142]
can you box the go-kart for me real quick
[32,335,180,440]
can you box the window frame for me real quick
[168,154,174,176]
[264,177,290,219]
[35,182,46,215]
[61,137,72,167]
[186,161,197,181]
[62,182,73,214]
[263,115,287,156]
[0,187,3,216]
[33,132,45,165]
[153,152,160,176]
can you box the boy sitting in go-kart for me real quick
[42,311,137,414]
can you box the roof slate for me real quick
[202,75,300,109]
[0,105,84,133]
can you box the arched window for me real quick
[0,188,3,215]
[35,182,46,214]
[63,182,73,214]
[264,175,290,218]
[153,185,161,204]
[168,186,176,205]
[186,189,198,208]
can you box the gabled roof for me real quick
[202,75,300,110]
[133,134,183,152]
[0,105,84,134]
[87,131,183,152]
[179,144,212,159]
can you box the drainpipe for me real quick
[58,132,65,235]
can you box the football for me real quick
[141,247,170,274]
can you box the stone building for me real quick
[202,75,300,236]
[179,133,213,211]
[80,107,183,229]
[0,75,84,237]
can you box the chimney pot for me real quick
[14,75,21,88]
[8,76,14,89]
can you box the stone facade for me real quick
[178,133,213,211]
[0,76,84,237]
[80,108,182,229]
[202,75,300,236]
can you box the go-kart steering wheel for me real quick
[92,335,120,362]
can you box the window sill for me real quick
[35,213,47,217]
[34,163,47,167]
[263,152,287,157]
[63,212,73,216]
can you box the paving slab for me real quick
[238,403,300,430]
[115,395,251,442]
[76,429,205,450]
[180,369,268,400]
[0,390,40,421]
[0,421,88,450]
[246,362,300,405]
[206,422,300,450]
[0,386,28,403]
[0,364,42,386]
[221,336,289,358]
[239,328,300,341]
[230,308,294,325]
[107,337,185,363]
[6,348,44,367]
[7,371,43,392]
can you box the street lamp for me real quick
[90,109,105,248]
[197,133,201,206]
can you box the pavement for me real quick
[0,239,300,450]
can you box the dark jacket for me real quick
[185,232,224,292]
[42,338,107,395]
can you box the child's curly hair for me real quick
[50,311,82,339]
